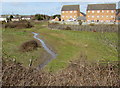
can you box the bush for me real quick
[78,20,82,25]
[5,20,33,29]
[20,40,41,52]
[89,23,95,26]
[64,26,72,30]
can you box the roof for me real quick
[77,16,86,20]
[61,5,79,11]
[87,4,116,10]
[80,12,86,16]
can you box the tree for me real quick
[35,14,44,20]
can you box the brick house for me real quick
[61,5,80,21]
[86,4,116,22]
[116,9,120,22]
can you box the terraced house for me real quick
[86,4,116,22]
[61,5,80,21]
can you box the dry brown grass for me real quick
[2,54,119,86]
[4,20,33,29]
[19,40,41,52]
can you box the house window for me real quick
[111,10,114,13]
[107,10,109,13]
[102,10,104,13]
[70,11,72,13]
[88,11,90,13]
[70,16,72,18]
[88,16,90,17]
[92,11,94,13]
[102,16,104,17]
[66,11,68,13]
[62,16,64,18]
[74,11,76,13]
[106,16,108,18]
[74,16,76,17]
[92,16,94,18]
[111,16,113,18]
[66,16,68,17]
[97,10,100,13]
[62,11,64,13]
[97,16,100,18]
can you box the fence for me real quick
[48,23,118,32]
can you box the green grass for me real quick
[2,21,118,72]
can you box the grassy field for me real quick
[2,21,118,72]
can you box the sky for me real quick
[1,1,120,16]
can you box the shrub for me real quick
[64,26,72,30]
[5,20,33,29]
[89,23,95,26]
[20,40,41,52]
[78,20,82,25]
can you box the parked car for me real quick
[67,18,76,22]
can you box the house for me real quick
[0,15,7,22]
[61,5,80,21]
[51,17,60,21]
[11,17,20,21]
[116,9,120,22]
[21,16,31,20]
[86,4,116,22]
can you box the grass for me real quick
[2,21,118,72]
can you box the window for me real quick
[74,16,76,17]
[62,16,64,18]
[66,16,68,17]
[70,11,72,13]
[111,10,114,13]
[102,10,104,13]
[107,10,109,13]
[70,16,72,18]
[97,10,100,13]
[88,16,90,17]
[97,16,100,18]
[106,16,108,18]
[74,11,76,13]
[88,11,90,13]
[62,11,64,13]
[111,16,113,18]
[102,16,104,17]
[92,11,94,13]
[66,11,68,13]
[92,16,94,18]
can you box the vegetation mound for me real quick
[20,40,41,52]
[5,20,33,29]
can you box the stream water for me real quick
[32,32,57,69]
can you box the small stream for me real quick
[32,32,57,69]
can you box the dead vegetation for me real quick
[2,55,120,86]
[20,40,41,52]
[4,20,33,29]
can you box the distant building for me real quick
[0,15,7,22]
[11,17,20,21]
[86,4,116,22]
[21,16,31,20]
[61,5,80,21]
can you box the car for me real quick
[67,18,76,22]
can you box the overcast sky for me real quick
[1,0,120,16]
